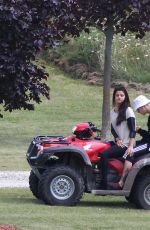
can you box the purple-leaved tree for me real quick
[0,0,92,117]
[0,0,70,117]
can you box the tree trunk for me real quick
[101,24,114,140]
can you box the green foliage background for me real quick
[44,29,150,83]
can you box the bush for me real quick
[43,29,150,83]
[112,33,150,83]
[43,29,105,72]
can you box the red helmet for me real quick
[72,122,94,139]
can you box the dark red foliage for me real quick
[55,0,150,37]
[0,0,63,116]
[0,0,149,117]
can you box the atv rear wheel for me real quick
[132,175,150,209]
[29,170,41,199]
[39,166,84,206]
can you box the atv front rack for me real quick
[33,135,71,145]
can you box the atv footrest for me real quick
[91,189,129,196]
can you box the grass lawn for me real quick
[0,189,150,230]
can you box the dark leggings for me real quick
[100,143,127,189]
[125,140,149,163]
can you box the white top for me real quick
[111,107,135,146]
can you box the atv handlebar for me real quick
[88,122,101,133]
[91,127,101,132]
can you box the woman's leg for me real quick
[119,160,132,187]
[100,145,127,189]
[119,142,149,187]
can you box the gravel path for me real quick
[0,171,30,188]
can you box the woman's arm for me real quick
[127,138,135,156]
[111,124,118,140]
[111,124,125,147]
[127,117,136,155]
[127,117,136,138]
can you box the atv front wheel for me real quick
[29,170,41,199]
[132,175,150,210]
[39,166,84,206]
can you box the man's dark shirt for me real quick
[137,115,150,143]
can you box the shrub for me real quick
[44,29,150,83]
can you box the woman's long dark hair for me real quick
[112,85,131,126]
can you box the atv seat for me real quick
[133,152,150,164]
[109,158,124,176]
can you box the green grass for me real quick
[0,63,148,170]
[0,189,150,230]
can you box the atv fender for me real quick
[36,146,92,166]
[123,154,150,192]
[34,146,94,191]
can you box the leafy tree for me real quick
[0,0,87,117]
[0,0,61,117]
[0,0,89,117]
[49,0,150,138]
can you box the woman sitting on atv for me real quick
[100,85,136,190]
[117,95,150,189]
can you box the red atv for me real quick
[26,122,150,209]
